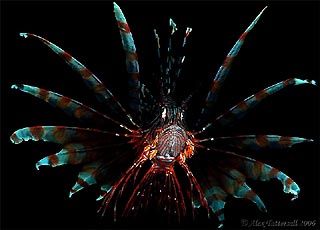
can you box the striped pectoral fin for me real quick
[35,141,111,169]
[276,172,300,199]
[201,185,228,227]
[253,162,300,199]
[19,32,138,127]
[212,135,313,150]
[96,184,113,201]
[35,149,81,170]
[215,78,316,127]
[11,84,125,129]
[69,162,103,197]
[197,6,268,127]
[234,183,267,212]
[113,2,142,121]
[18,33,112,103]
[216,167,267,213]
[195,163,265,228]
[222,152,300,199]
[210,198,226,228]
[10,126,129,145]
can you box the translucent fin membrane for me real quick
[196,78,316,134]
[197,147,301,228]
[35,141,114,169]
[196,6,268,127]
[10,126,134,145]
[198,164,267,228]
[113,2,142,122]
[217,166,267,212]
[11,84,133,132]
[19,32,139,128]
[213,148,301,199]
[197,135,313,150]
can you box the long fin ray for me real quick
[198,134,313,150]
[19,32,139,128]
[10,126,134,145]
[196,7,268,127]
[196,78,316,134]
[113,2,143,122]
[11,84,133,132]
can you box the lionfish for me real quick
[10,2,316,229]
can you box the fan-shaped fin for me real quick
[197,78,316,134]
[196,165,267,229]
[198,135,313,150]
[215,149,301,199]
[198,179,228,227]
[19,32,139,128]
[11,84,133,132]
[114,2,142,121]
[205,186,227,225]
[233,182,267,212]
[35,141,115,169]
[197,6,268,127]
[10,126,132,145]
[218,167,266,211]
[216,78,316,127]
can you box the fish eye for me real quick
[178,111,184,120]
[162,107,167,119]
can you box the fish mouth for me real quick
[152,156,176,169]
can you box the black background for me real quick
[1,1,319,229]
